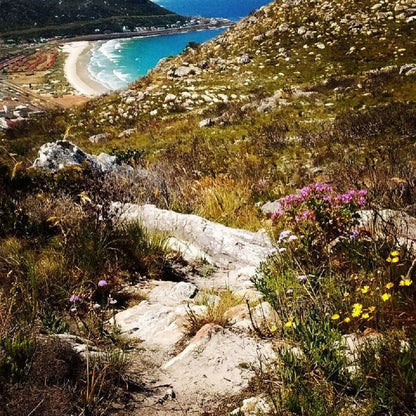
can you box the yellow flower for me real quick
[344,317,351,323]
[352,303,363,317]
[343,292,350,298]
[381,293,391,301]
[386,257,392,263]
[270,325,278,333]
[391,257,399,264]
[368,306,376,313]
[361,285,370,294]
[390,251,400,257]
[399,279,413,287]
[385,282,394,289]
[284,319,294,328]
[331,314,340,320]
[362,313,370,319]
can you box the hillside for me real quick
[0,0,185,40]
[59,0,416,228]
[1,0,416,415]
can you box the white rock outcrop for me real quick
[113,203,274,270]
[32,140,118,172]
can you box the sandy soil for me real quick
[62,41,110,97]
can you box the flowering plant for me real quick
[272,183,366,239]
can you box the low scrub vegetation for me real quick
[0,159,177,414]
[253,183,416,415]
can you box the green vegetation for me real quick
[0,0,184,41]
[0,161,178,414]
[1,0,416,414]
[252,184,416,414]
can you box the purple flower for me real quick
[340,193,353,204]
[288,235,298,242]
[350,230,359,240]
[300,186,312,198]
[278,247,287,253]
[358,196,366,206]
[314,182,332,193]
[286,289,294,295]
[279,230,292,241]
[70,294,80,303]
[296,275,308,281]
[295,210,315,222]
[98,279,108,287]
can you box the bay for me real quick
[88,0,271,90]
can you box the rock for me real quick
[261,199,284,216]
[278,23,289,32]
[32,140,117,172]
[358,209,416,251]
[298,26,307,36]
[256,89,283,112]
[113,203,274,270]
[231,396,272,415]
[339,333,382,375]
[54,334,100,358]
[95,153,119,171]
[238,54,252,64]
[118,128,136,139]
[224,302,280,331]
[88,132,110,143]
[113,301,186,348]
[201,94,213,103]
[399,64,416,76]
[148,281,198,306]
[173,65,201,77]
[160,324,276,397]
[199,118,214,128]
[253,34,265,42]
[164,93,177,103]
[112,279,203,351]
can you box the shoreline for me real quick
[62,23,232,98]
[64,21,233,43]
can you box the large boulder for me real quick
[112,203,274,270]
[32,140,118,172]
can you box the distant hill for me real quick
[0,0,185,40]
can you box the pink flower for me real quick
[295,210,315,222]
[70,294,80,303]
[98,280,108,287]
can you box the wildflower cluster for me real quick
[330,250,415,328]
[272,183,367,221]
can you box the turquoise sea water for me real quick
[88,28,225,90]
[88,0,271,90]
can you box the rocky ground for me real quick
[31,141,416,415]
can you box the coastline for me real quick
[63,41,110,97]
[62,23,233,98]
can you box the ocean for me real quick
[156,0,270,22]
[87,0,271,90]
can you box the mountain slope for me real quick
[0,0,184,39]
[58,0,416,229]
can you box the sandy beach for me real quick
[63,41,109,97]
